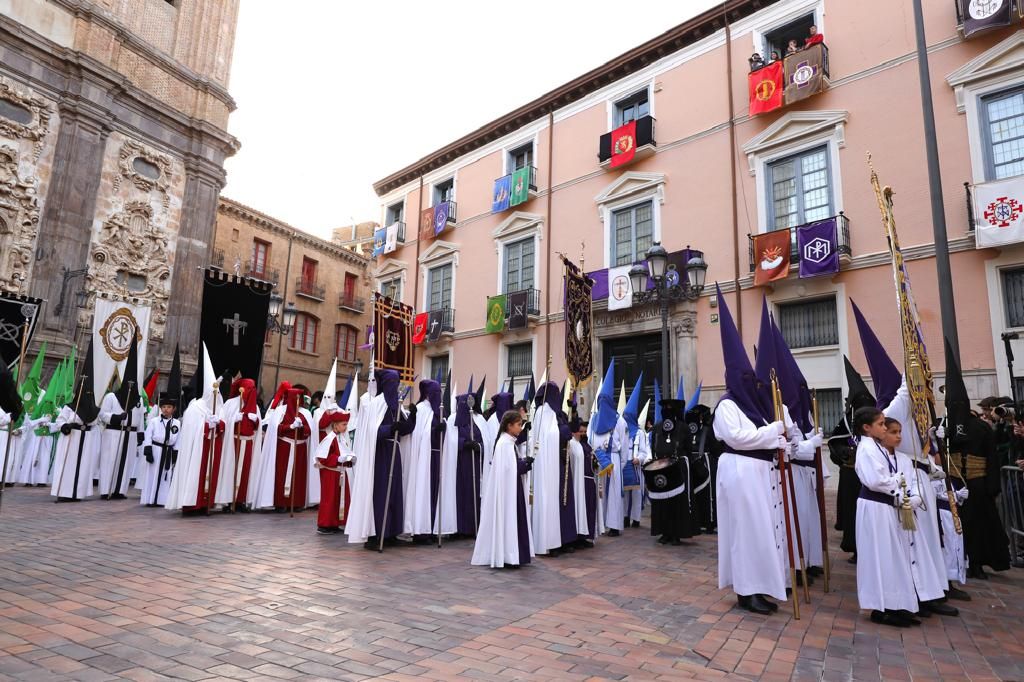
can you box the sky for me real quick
[222,1,720,239]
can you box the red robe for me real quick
[184,422,225,512]
[233,433,257,506]
[804,33,824,47]
[317,435,351,529]
[274,414,311,509]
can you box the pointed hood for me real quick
[717,284,770,424]
[617,380,626,415]
[164,345,182,408]
[442,369,452,419]
[943,337,971,445]
[467,375,474,396]
[375,368,401,414]
[653,379,663,425]
[771,317,813,433]
[199,343,218,408]
[270,381,291,409]
[338,372,355,411]
[844,355,875,412]
[490,390,514,418]
[323,358,338,403]
[236,378,258,436]
[685,380,703,413]
[589,375,603,417]
[115,331,141,411]
[71,339,99,424]
[19,341,46,407]
[676,375,686,402]
[593,359,619,435]
[473,376,485,415]
[534,380,561,414]
[851,299,901,410]
[523,374,536,403]
[638,399,651,431]
[623,372,644,440]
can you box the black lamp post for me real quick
[629,243,708,393]
[264,292,298,391]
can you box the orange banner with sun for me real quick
[752,230,791,286]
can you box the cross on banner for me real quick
[223,313,248,346]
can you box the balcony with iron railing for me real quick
[244,264,279,284]
[599,115,656,168]
[210,248,224,270]
[501,287,542,321]
[338,292,366,313]
[747,212,851,273]
[295,276,326,301]
[430,306,455,338]
[389,221,406,244]
[419,201,458,239]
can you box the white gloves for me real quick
[291,418,304,429]
[771,421,787,436]
[206,417,221,428]
[954,487,969,504]
[935,425,945,440]
[928,467,946,481]
[776,436,790,450]
[908,495,923,511]
[805,429,824,450]
[247,413,260,424]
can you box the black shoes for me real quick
[871,610,910,628]
[607,529,620,537]
[737,594,774,615]
[631,520,640,528]
[946,586,971,601]
[922,600,959,617]
[968,566,989,580]
[807,566,824,577]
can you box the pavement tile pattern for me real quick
[0,486,1021,681]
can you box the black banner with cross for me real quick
[199,269,272,395]
[0,292,42,369]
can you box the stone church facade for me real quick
[0,0,239,374]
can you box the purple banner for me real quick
[433,201,450,236]
[588,269,609,300]
[797,218,839,278]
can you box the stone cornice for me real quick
[218,198,371,269]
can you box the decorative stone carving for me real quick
[87,201,172,339]
[0,145,40,294]
[115,140,172,201]
[672,312,697,337]
[0,77,53,161]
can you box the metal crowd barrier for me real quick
[1000,465,1024,567]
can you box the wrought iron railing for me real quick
[211,248,224,269]
[748,212,850,272]
[244,265,279,284]
[502,287,541,318]
[965,181,977,232]
[338,293,366,312]
[599,115,656,164]
[295,277,326,301]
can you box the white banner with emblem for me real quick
[607,264,635,311]
[974,176,1024,248]
[92,298,151,399]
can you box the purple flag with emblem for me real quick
[796,218,838,278]
[433,201,450,236]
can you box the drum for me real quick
[643,457,685,498]
[686,453,711,495]
[594,448,614,477]
[622,460,642,491]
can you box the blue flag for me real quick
[491,175,511,213]
[372,227,386,258]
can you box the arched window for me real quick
[290,313,319,353]
[336,324,358,362]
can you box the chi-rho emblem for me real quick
[803,237,832,264]
[99,307,141,361]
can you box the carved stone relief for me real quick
[0,145,40,294]
[0,76,53,161]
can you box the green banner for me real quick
[510,166,530,206]
[485,295,506,334]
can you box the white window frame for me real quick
[373,259,408,304]
[500,336,536,387]
[492,211,544,295]
[605,81,655,131]
[594,171,666,269]
[749,0,825,57]
[503,137,538,175]
[428,352,451,384]
[384,199,405,226]
[765,144,834,231]
[986,252,1024,396]
[431,175,457,206]
[418,240,460,312]
[742,111,847,234]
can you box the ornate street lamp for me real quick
[265,292,298,390]
[630,243,709,392]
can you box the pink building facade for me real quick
[372,0,1024,427]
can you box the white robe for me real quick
[97,393,142,496]
[407,400,439,536]
[933,475,968,584]
[591,416,627,532]
[164,398,218,510]
[472,432,533,567]
[894,451,947,602]
[885,382,948,598]
[215,396,263,506]
[854,437,918,612]
[713,399,789,602]
[624,430,647,523]
[140,415,180,506]
[528,403,562,554]
[0,408,11,482]
[250,405,316,510]
[50,407,99,499]
[345,395,388,544]
[568,438,589,536]
[787,429,824,569]
[18,417,56,485]
[436,413,460,535]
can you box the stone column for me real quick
[162,156,224,368]
[670,305,698,399]
[32,102,111,337]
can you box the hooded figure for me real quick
[450,390,485,537]
[215,376,262,510]
[314,409,354,533]
[855,304,955,616]
[829,356,876,557]
[407,379,444,539]
[486,390,515,446]
[944,338,1010,579]
[97,330,143,499]
[649,397,697,544]
[346,369,415,548]
[588,359,626,535]
[711,285,789,615]
[51,341,99,502]
[165,344,225,513]
[622,374,645,528]
[527,380,571,554]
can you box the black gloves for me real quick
[144,446,154,464]
[432,422,447,436]
[108,413,125,428]
[407,404,417,420]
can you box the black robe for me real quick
[828,416,859,555]
[951,418,1010,572]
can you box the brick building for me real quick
[214,198,373,400]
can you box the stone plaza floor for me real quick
[0,485,1021,681]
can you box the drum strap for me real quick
[648,483,686,500]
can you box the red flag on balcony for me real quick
[748,61,783,116]
[609,120,637,168]
[752,229,791,286]
[412,312,428,345]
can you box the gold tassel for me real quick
[899,477,917,531]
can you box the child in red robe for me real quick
[315,409,355,534]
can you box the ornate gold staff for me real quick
[771,370,800,620]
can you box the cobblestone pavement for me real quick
[0,485,1021,681]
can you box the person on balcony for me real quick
[804,25,824,47]
[786,39,800,56]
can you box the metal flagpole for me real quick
[771,371,800,620]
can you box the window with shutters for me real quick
[290,313,319,353]
[777,296,839,348]
[767,146,832,231]
[614,88,650,127]
[815,388,843,433]
[507,142,533,172]
[503,238,535,293]
[430,354,450,386]
[982,87,1024,181]
[433,178,455,205]
[251,239,270,277]
[380,276,402,302]
[506,342,533,378]
[385,201,404,226]
[1002,267,1024,327]
[335,324,358,362]
[427,264,453,312]
[610,201,654,266]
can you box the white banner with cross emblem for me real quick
[974,176,1024,248]
[92,298,151,399]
